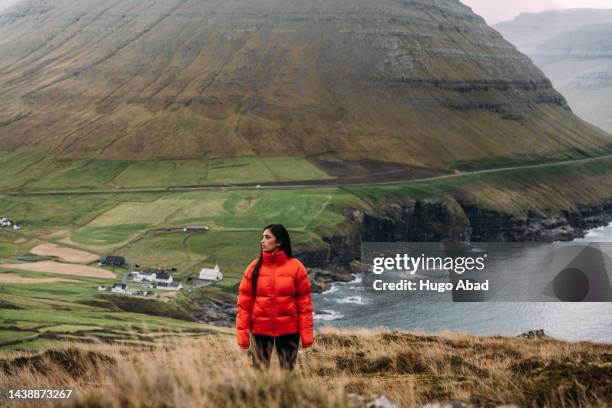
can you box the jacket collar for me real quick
[262,250,288,267]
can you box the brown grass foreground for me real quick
[0,327,610,408]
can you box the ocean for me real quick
[312,223,612,343]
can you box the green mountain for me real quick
[0,0,611,173]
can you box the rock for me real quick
[192,297,236,327]
[518,329,546,339]
[346,393,365,408]
[309,267,354,293]
[367,394,401,408]
[349,260,364,274]
[420,402,473,408]
[298,197,612,276]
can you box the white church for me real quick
[199,263,223,281]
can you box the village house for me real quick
[157,281,183,291]
[155,271,173,285]
[0,217,19,229]
[132,271,157,283]
[99,255,126,267]
[111,283,135,294]
[199,263,223,281]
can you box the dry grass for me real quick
[29,244,99,264]
[0,261,115,279]
[0,273,80,284]
[0,327,610,408]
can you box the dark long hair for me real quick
[251,224,293,294]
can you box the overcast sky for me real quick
[1,0,612,25]
[0,0,19,11]
[461,0,612,24]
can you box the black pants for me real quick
[250,332,300,371]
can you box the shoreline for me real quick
[195,197,612,328]
[302,196,612,292]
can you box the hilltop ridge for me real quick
[495,8,612,133]
[0,0,610,169]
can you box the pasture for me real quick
[4,156,612,349]
[0,151,333,191]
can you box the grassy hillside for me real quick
[344,155,612,214]
[0,328,610,407]
[3,156,612,278]
[0,151,333,191]
[0,266,232,350]
[4,156,612,351]
[1,0,611,169]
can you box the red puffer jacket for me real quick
[236,250,314,349]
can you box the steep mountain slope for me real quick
[495,9,612,134]
[0,0,610,170]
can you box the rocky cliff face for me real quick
[299,196,612,290]
[0,0,610,167]
[494,10,612,133]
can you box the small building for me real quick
[133,272,157,283]
[155,271,173,285]
[111,283,127,293]
[183,225,209,232]
[99,255,125,267]
[157,282,183,291]
[111,283,136,295]
[98,285,108,291]
[199,263,223,281]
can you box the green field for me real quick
[0,151,334,191]
[4,155,612,349]
[0,268,232,350]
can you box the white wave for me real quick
[321,284,339,294]
[314,310,344,321]
[336,295,368,305]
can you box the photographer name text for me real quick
[372,279,489,292]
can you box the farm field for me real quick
[4,156,612,349]
[0,151,333,192]
[1,261,115,279]
[0,268,232,350]
[29,243,99,264]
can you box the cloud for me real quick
[557,0,612,7]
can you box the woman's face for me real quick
[261,228,281,253]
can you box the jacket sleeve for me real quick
[295,263,314,348]
[236,263,255,349]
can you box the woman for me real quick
[236,224,314,370]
